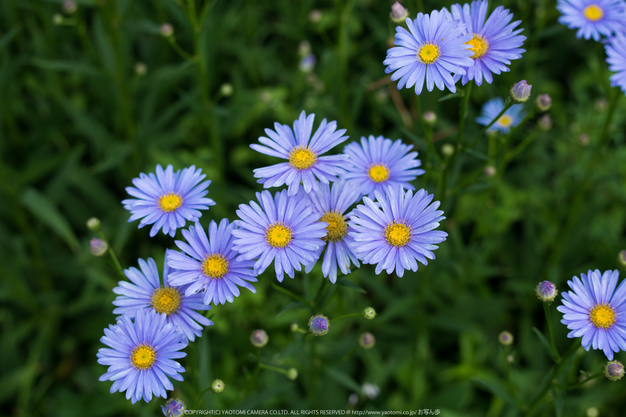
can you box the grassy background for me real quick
[1,0,626,415]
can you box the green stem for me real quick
[415,95,441,167]
[468,99,513,149]
[543,303,561,362]
[167,37,196,61]
[555,372,602,391]
[258,363,290,376]
[524,342,580,417]
[97,231,125,280]
[503,346,523,409]
[271,282,310,305]
[329,313,362,322]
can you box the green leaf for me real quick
[552,387,564,417]
[30,58,104,77]
[400,127,427,150]
[471,377,518,407]
[438,91,464,102]
[465,148,489,161]
[325,367,363,393]
[20,188,80,252]
[337,277,367,294]
[532,327,557,361]
[275,301,307,318]
[0,26,20,53]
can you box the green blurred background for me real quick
[1,0,626,415]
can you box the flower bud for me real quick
[536,94,551,112]
[220,83,233,97]
[535,281,558,303]
[308,314,330,336]
[62,0,77,14]
[250,329,269,348]
[359,332,376,349]
[441,144,455,157]
[362,307,376,320]
[538,114,552,131]
[90,238,108,257]
[498,331,513,346]
[579,133,589,146]
[161,398,186,417]
[422,110,437,125]
[586,408,598,417]
[52,14,64,25]
[134,62,147,76]
[86,217,101,232]
[299,55,316,73]
[298,41,311,57]
[287,368,298,380]
[309,10,322,23]
[594,98,608,112]
[211,379,225,393]
[390,2,410,24]
[618,250,626,269]
[507,355,514,363]
[604,360,624,381]
[159,23,174,37]
[484,165,496,177]
[348,393,359,406]
[510,80,532,104]
[362,383,380,399]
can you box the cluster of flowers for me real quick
[557,0,626,92]
[97,111,449,403]
[385,1,533,133]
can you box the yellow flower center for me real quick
[384,221,411,247]
[417,43,440,64]
[589,304,616,329]
[367,164,390,183]
[158,192,183,212]
[265,222,293,248]
[583,4,603,21]
[151,287,181,315]
[202,254,229,278]
[289,146,317,170]
[319,211,348,242]
[466,34,489,59]
[497,115,513,128]
[130,344,156,370]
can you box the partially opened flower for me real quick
[305,180,361,283]
[122,164,215,237]
[349,185,448,277]
[384,9,474,95]
[250,111,349,196]
[341,135,424,199]
[557,0,626,41]
[167,219,258,306]
[112,255,212,342]
[476,97,526,133]
[557,269,626,360]
[97,310,187,404]
[232,190,327,282]
[606,33,626,93]
[450,0,526,86]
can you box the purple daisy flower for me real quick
[305,180,361,283]
[383,9,474,95]
[450,0,526,86]
[250,111,349,196]
[97,309,187,404]
[557,0,626,41]
[557,270,626,360]
[112,255,212,342]
[232,189,328,282]
[348,185,448,277]
[476,97,526,133]
[341,135,424,200]
[167,219,258,306]
[606,33,626,92]
[122,164,215,237]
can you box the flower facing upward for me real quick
[476,97,526,133]
[309,314,330,336]
[167,220,258,306]
[557,0,626,41]
[341,136,424,199]
[450,0,526,86]
[606,33,626,93]
[349,185,447,277]
[305,181,361,283]
[112,255,212,342]
[250,111,349,196]
[557,270,626,360]
[232,190,328,282]
[122,164,215,237]
[384,9,474,95]
[97,310,187,404]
